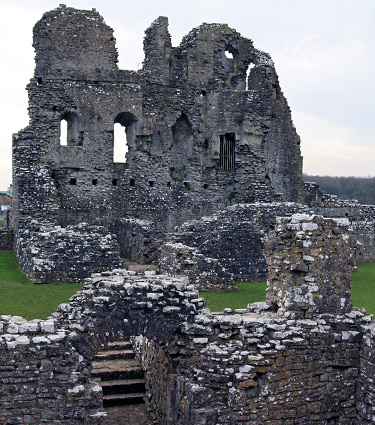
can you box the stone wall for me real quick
[266,214,357,318]
[12,5,307,282]
[114,217,162,264]
[16,223,123,283]
[160,202,308,290]
[352,205,375,262]
[357,322,375,424]
[1,215,375,424]
[0,271,205,424]
[0,229,13,250]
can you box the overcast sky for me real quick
[0,0,374,189]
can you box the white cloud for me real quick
[296,111,375,176]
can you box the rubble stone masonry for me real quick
[1,215,375,424]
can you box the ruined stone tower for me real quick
[12,5,306,282]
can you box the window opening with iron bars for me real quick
[219,133,235,170]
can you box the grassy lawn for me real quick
[0,249,374,319]
[0,251,82,320]
[200,282,267,312]
[201,262,375,315]
[351,262,375,315]
[0,220,3,228]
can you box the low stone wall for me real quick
[170,307,371,425]
[114,217,162,264]
[0,229,13,250]
[15,222,123,283]
[160,202,308,290]
[266,214,357,318]
[1,215,375,424]
[357,322,375,424]
[311,195,375,262]
[353,205,375,262]
[0,271,205,424]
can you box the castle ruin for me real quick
[1,5,375,424]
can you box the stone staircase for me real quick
[92,339,146,408]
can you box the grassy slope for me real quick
[201,263,375,315]
[0,251,82,320]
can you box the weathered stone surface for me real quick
[266,214,358,318]
[1,216,375,424]
[16,222,123,283]
[160,202,308,290]
[0,229,13,250]
[12,5,307,283]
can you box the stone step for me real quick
[92,359,144,381]
[103,392,146,407]
[100,378,146,395]
[105,405,154,425]
[94,349,135,361]
[106,340,133,351]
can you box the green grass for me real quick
[351,262,375,315]
[200,281,267,312]
[0,250,374,319]
[0,220,3,228]
[0,251,82,320]
[201,263,375,315]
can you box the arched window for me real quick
[60,119,68,146]
[59,112,81,146]
[113,112,138,163]
[114,123,127,163]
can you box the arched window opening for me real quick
[113,112,138,164]
[246,63,255,91]
[59,112,81,146]
[60,119,68,146]
[170,114,194,175]
[114,123,128,163]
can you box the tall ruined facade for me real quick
[13,6,307,282]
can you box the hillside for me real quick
[304,175,375,205]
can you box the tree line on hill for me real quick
[303,175,375,205]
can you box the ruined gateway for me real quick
[2,5,375,424]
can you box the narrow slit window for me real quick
[245,63,255,91]
[113,122,128,163]
[60,119,68,146]
[219,133,236,171]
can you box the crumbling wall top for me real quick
[33,5,118,80]
[266,214,358,318]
